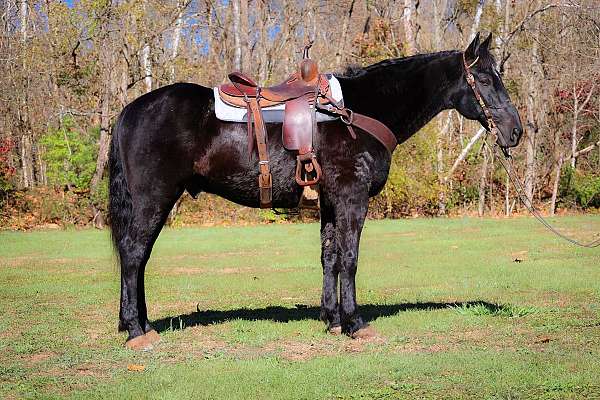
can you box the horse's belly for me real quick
[193,162,304,209]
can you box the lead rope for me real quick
[490,143,600,248]
[463,52,600,248]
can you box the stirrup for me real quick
[295,153,321,186]
[299,185,320,210]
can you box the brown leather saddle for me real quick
[217,43,397,209]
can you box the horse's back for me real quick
[114,83,216,196]
[117,82,214,142]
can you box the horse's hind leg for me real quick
[116,191,181,350]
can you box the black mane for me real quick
[340,49,497,78]
[340,51,460,77]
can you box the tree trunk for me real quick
[169,0,185,83]
[141,43,152,93]
[433,0,450,215]
[20,0,27,40]
[206,1,213,68]
[478,148,488,216]
[3,0,11,34]
[90,89,110,192]
[570,84,579,169]
[20,134,32,188]
[498,0,511,216]
[119,47,129,107]
[240,0,250,72]
[232,0,241,71]
[402,0,418,55]
[494,0,502,50]
[257,1,268,83]
[432,0,448,52]
[305,0,316,43]
[436,112,452,215]
[335,0,355,67]
[549,155,563,216]
[469,0,486,41]
[524,23,541,204]
[505,170,510,216]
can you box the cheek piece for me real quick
[462,53,509,155]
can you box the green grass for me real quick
[450,302,539,317]
[1,216,600,399]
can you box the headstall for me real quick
[462,52,499,144]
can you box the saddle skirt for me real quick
[214,74,344,123]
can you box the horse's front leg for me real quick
[334,189,370,336]
[319,195,341,333]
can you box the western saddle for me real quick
[218,43,397,209]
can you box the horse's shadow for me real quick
[153,300,499,333]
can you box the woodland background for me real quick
[0,0,598,229]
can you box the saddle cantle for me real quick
[217,43,397,209]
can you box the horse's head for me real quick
[452,32,523,149]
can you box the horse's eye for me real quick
[481,78,492,86]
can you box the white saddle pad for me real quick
[214,74,343,123]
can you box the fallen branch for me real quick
[444,127,486,182]
[565,138,600,161]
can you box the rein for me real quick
[462,52,600,249]
[493,146,600,248]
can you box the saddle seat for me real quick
[218,60,331,108]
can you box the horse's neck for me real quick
[337,51,461,144]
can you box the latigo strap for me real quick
[247,97,273,208]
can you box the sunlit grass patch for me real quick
[451,302,539,318]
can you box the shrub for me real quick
[559,165,600,209]
[0,138,15,193]
[40,117,98,190]
[0,138,15,211]
[375,124,440,217]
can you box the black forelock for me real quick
[474,49,497,71]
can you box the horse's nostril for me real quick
[512,127,522,139]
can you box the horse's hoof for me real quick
[144,330,161,344]
[328,326,342,335]
[351,325,381,340]
[125,335,153,351]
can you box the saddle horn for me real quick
[303,41,314,59]
[300,41,317,82]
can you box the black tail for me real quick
[108,114,132,259]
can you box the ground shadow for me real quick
[153,300,500,333]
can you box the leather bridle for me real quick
[462,52,500,145]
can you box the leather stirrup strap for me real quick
[247,97,273,208]
[246,103,254,157]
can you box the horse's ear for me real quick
[465,32,481,64]
[480,32,492,53]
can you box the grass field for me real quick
[1,216,600,399]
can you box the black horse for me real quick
[109,33,522,350]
